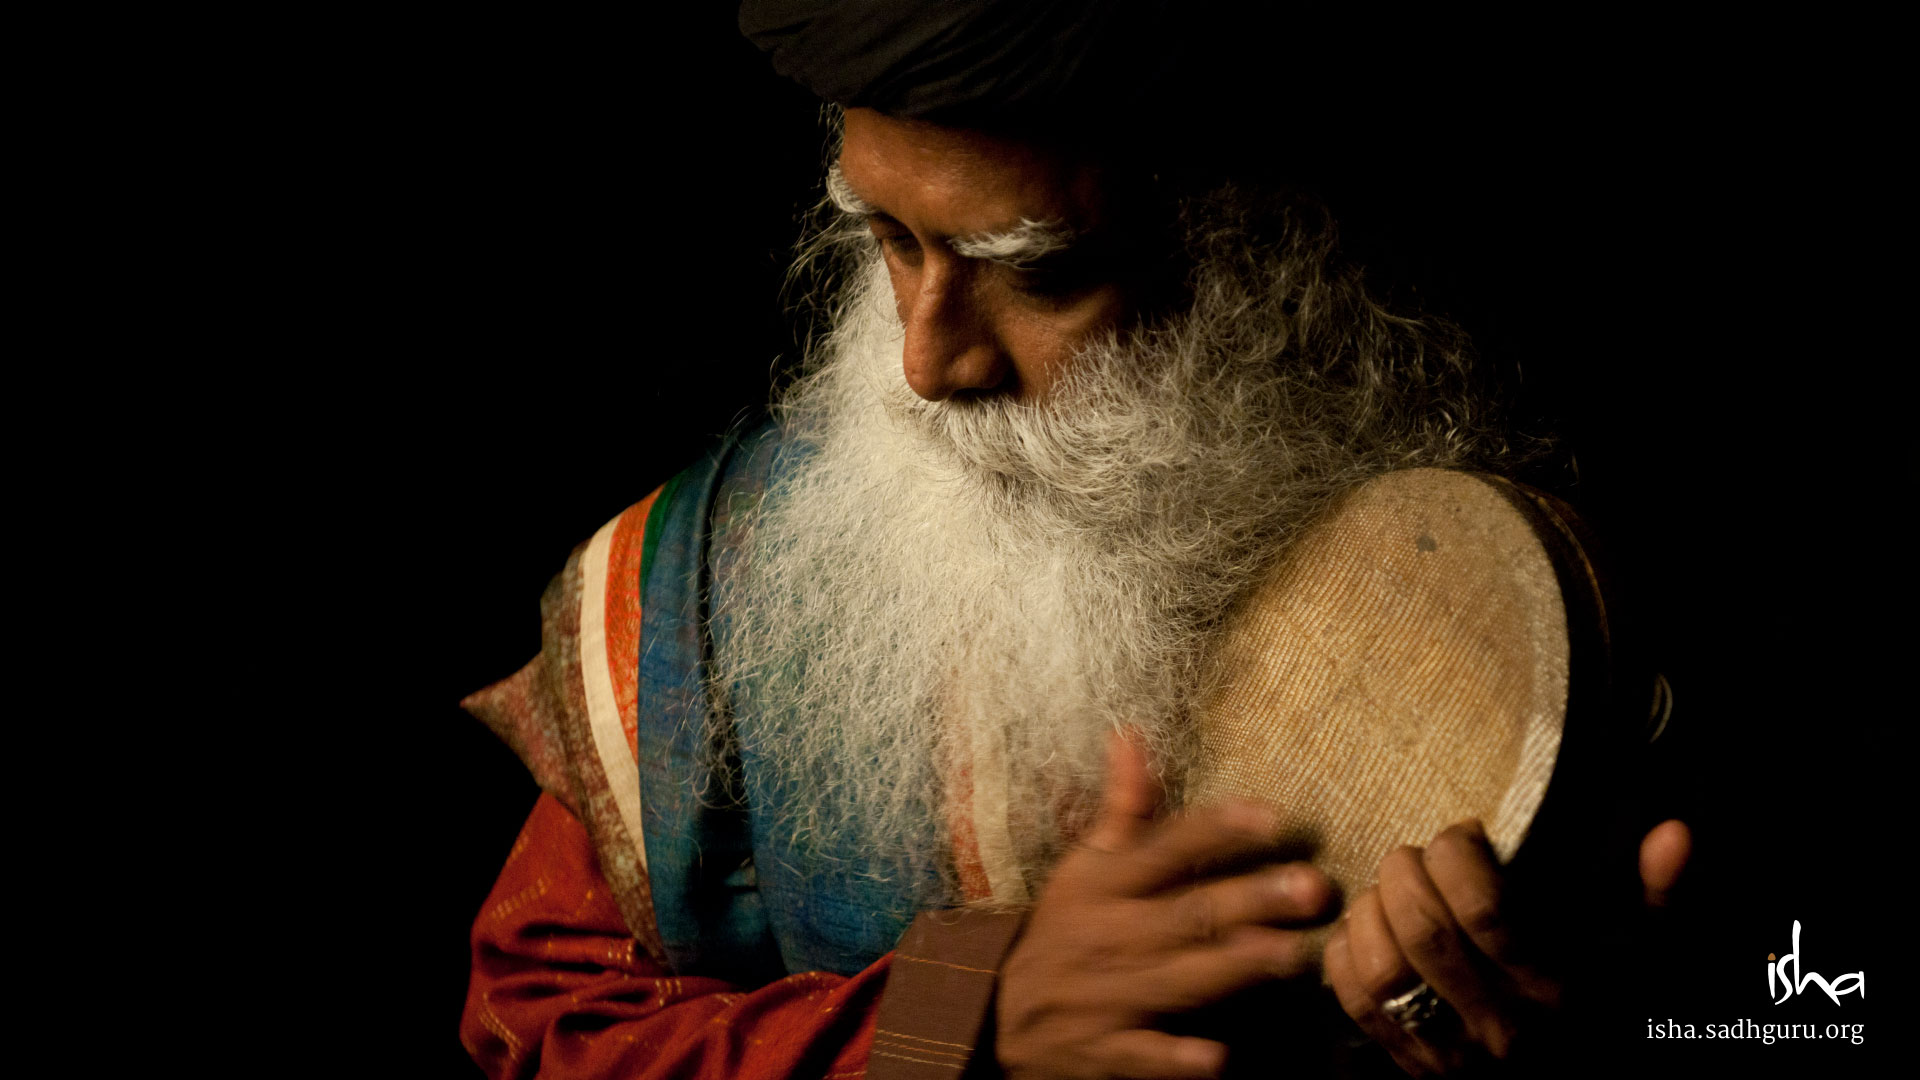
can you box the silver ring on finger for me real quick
[1380,981,1446,1033]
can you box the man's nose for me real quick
[900,265,1011,401]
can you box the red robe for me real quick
[462,793,893,1079]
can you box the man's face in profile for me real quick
[833,107,1138,403]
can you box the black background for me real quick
[240,11,1900,1076]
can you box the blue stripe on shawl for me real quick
[638,419,924,979]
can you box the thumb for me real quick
[1082,728,1162,854]
[1639,819,1692,909]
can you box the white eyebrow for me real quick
[950,218,1077,269]
[827,162,1077,269]
[825,164,875,216]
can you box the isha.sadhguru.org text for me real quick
[1647,1019,1864,1045]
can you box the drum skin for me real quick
[1192,468,1644,920]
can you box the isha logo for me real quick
[1767,921,1865,1005]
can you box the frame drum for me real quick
[1192,468,1643,912]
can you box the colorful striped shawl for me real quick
[464,421,925,983]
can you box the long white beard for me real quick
[709,214,1487,910]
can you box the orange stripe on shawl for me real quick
[605,492,657,762]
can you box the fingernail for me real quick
[1175,1040,1225,1075]
[1274,864,1325,904]
[1271,865,1306,897]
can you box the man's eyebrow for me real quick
[826,161,1078,269]
[949,218,1077,269]
[825,163,876,217]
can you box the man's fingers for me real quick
[1082,925,1319,1016]
[1081,734,1304,899]
[1344,887,1419,1003]
[1100,799,1284,896]
[1420,821,1516,966]
[1326,921,1441,1076]
[1096,1030,1228,1080]
[1083,728,1163,855]
[1168,925,1319,1007]
[1640,819,1692,909]
[1380,843,1517,1055]
[1423,820,1563,1010]
[1162,863,1334,945]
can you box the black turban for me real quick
[738,3,1559,183]
[738,0,1190,131]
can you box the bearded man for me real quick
[460,5,1690,1078]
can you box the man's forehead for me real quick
[834,108,1109,239]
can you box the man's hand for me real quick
[995,732,1336,1080]
[1324,818,1693,1075]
